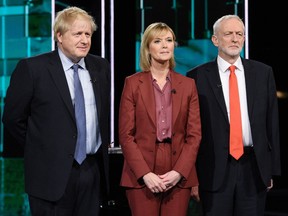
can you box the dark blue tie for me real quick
[73,64,86,164]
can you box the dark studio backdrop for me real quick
[1,0,287,215]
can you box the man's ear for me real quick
[57,32,63,43]
[211,35,218,47]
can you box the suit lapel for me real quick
[170,71,182,127]
[242,59,256,119]
[139,72,156,127]
[48,51,75,120]
[205,63,229,123]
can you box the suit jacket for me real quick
[186,58,281,191]
[2,50,110,201]
[119,70,201,188]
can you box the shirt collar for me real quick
[217,56,243,73]
[58,48,86,71]
[150,70,172,82]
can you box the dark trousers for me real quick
[200,148,267,216]
[29,155,101,216]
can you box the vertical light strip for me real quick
[0,2,7,155]
[100,0,115,147]
[0,14,4,60]
[51,0,55,50]
[0,6,4,206]
[136,0,144,72]
[140,0,144,34]
[1,14,6,94]
[101,0,105,57]
[24,4,31,57]
[110,0,115,147]
[244,0,249,59]
[204,0,208,34]
[234,0,239,15]
[191,0,195,39]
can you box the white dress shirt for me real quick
[217,56,253,147]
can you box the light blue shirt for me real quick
[58,48,102,154]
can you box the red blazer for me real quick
[119,70,201,188]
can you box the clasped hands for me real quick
[142,170,182,194]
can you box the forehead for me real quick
[153,30,173,38]
[221,18,244,32]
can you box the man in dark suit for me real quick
[2,6,110,216]
[187,15,281,216]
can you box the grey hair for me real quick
[213,14,245,35]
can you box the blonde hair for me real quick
[139,22,176,71]
[53,6,97,42]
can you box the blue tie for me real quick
[73,64,86,164]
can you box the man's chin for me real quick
[77,53,88,59]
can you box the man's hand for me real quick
[191,185,200,202]
[267,179,273,191]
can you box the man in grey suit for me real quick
[2,6,110,216]
[187,14,281,216]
